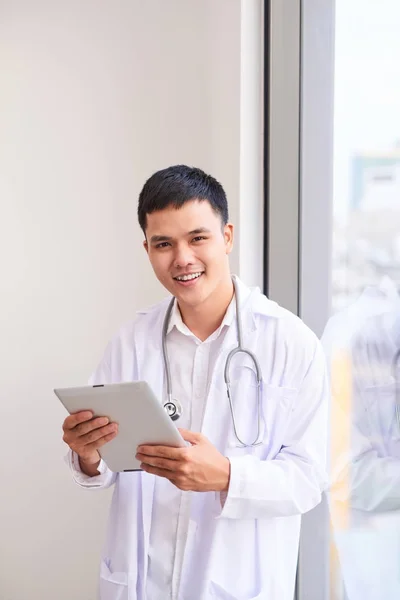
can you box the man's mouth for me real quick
[173,272,204,283]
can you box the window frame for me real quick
[264,1,335,598]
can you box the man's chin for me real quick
[175,286,209,308]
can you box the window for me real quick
[328,2,400,599]
[266,1,400,599]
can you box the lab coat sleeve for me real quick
[65,451,117,489]
[65,345,117,490]
[220,341,328,519]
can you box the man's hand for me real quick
[62,411,118,475]
[136,428,230,492]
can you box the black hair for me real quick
[137,164,229,233]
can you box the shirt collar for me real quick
[138,275,279,320]
[167,282,239,337]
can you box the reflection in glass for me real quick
[323,280,400,600]
[329,1,400,597]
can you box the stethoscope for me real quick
[162,276,264,447]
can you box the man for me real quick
[63,165,328,600]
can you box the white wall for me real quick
[0,1,263,599]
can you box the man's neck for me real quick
[178,277,234,342]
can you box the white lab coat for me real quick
[68,280,328,600]
[322,279,400,600]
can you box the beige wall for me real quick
[0,1,263,598]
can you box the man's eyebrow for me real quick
[149,234,172,244]
[188,227,211,235]
[149,228,211,244]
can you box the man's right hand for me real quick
[62,411,118,476]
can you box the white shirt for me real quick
[147,295,237,600]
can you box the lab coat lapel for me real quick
[134,300,169,580]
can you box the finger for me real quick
[140,465,192,491]
[80,423,118,446]
[63,411,93,431]
[136,444,184,459]
[65,422,117,449]
[136,453,177,471]
[87,429,118,451]
[178,428,203,444]
[140,463,178,479]
[74,417,110,438]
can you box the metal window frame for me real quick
[264,0,301,314]
[264,1,335,599]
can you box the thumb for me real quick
[178,428,203,445]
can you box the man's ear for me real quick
[143,239,149,254]
[224,223,234,254]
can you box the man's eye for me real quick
[192,236,207,243]
[156,242,170,249]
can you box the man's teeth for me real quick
[176,273,202,282]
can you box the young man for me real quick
[63,165,328,600]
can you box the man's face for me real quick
[144,199,234,307]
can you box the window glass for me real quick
[328,2,400,598]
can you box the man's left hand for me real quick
[136,429,230,492]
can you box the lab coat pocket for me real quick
[262,384,297,444]
[208,581,264,600]
[225,380,297,459]
[99,560,129,600]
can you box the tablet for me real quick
[54,381,186,472]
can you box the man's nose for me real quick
[173,244,194,268]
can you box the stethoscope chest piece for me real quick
[164,399,182,421]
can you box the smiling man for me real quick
[62,165,328,600]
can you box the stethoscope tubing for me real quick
[162,276,264,447]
